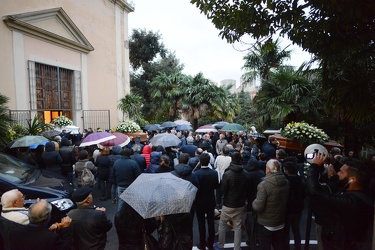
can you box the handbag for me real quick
[142,228,159,250]
[81,162,96,186]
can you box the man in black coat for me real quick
[68,187,113,250]
[9,199,72,250]
[59,137,75,184]
[262,135,279,160]
[130,144,147,172]
[307,154,374,250]
[217,152,249,250]
[194,153,219,250]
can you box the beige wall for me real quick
[0,0,133,130]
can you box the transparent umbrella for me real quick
[120,173,198,219]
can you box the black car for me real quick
[0,153,76,223]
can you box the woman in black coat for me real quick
[115,202,158,250]
[95,147,111,200]
[42,141,63,175]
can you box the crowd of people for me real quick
[1,126,375,250]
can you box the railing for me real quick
[9,110,31,127]
[83,110,111,131]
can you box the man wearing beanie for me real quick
[67,187,112,250]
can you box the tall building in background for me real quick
[237,74,261,99]
[219,79,236,94]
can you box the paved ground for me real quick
[90,186,318,250]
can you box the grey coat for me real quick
[252,171,289,227]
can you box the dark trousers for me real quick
[257,223,288,250]
[245,211,257,249]
[285,212,302,250]
[195,203,215,249]
[99,179,111,199]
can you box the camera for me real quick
[306,149,319,159]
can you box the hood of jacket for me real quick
[228,162,244,173]
[61,138,71,147]
[142,145,152,154]
[264,172,289,187]
[174,163,193,177]
[111,146,122,155]
[150,151,162,164]
[45,142,55,152]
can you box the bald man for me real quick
[1,189,29,225]
[9,199,72,250]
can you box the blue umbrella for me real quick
[161,121,177,128]
[147,124,161,132]
[176,124,192,131]
[29,140,49,149]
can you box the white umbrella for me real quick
[10,136,49,148]
[195,125,217,133]
[150,133,181,147]
[120,173,198,219]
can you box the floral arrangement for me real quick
[115,120,141,133]
[52,115,73,127]
[281,121,329,145]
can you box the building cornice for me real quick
[108,0,135,13]
[3,8,94,54]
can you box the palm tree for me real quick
[0,93,13,147]
[117,94,143,122]
[253,65,323,127]
[181,73,239,129]
[242,38,292,81]
[151,71,187,121]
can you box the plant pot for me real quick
[124,132,148,142]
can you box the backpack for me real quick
[81,162,96,187]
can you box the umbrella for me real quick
[149,133,181,147]
[212,121,229,129]
[41,130,61,139]
[147,124,161,132]
[248,132,266,139]
[64,125,80,135]
[174,119,191,125]
[29,140,49,149]
[80,132,116,147]
[221,123,245,132]
[98,132,130,148]
[176,124,192,131]
[10,135,50,148]
[160,121,177,128]
[144,124,160,130]
[195,125,217,133]
[120,173,198,219]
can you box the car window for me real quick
[0,154,32,183]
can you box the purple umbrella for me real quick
[99,132,130,148]
[80,132,116,147]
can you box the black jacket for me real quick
[131,152,147,172]
[67,206,112,250]
[307,163,374,250]
[221,162,249,208]
[95,155,111,180]
[9,222,72,250]
[42,142,63,175]
[59,141,75,175]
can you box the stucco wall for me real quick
[0,0,132,130]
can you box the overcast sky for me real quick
[128,0,312,87]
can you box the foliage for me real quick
[25,115,43,135]
[0,94,13,146]
[52,115,73,127]
[233,91,258,129]
[129,29,167,71]
[151,71,187,121]
[243,38,291,81]
[253,65,323,128]
[190,0,374,57]
[118,94,143,123]
[281,121,329,145]
[115,120,141,133]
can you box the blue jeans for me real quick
[117,186,127,212]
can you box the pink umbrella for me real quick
[80,132,116,147]
[195,125,218,133]
[99,132,130,148]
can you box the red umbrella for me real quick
[99,132,130,148]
